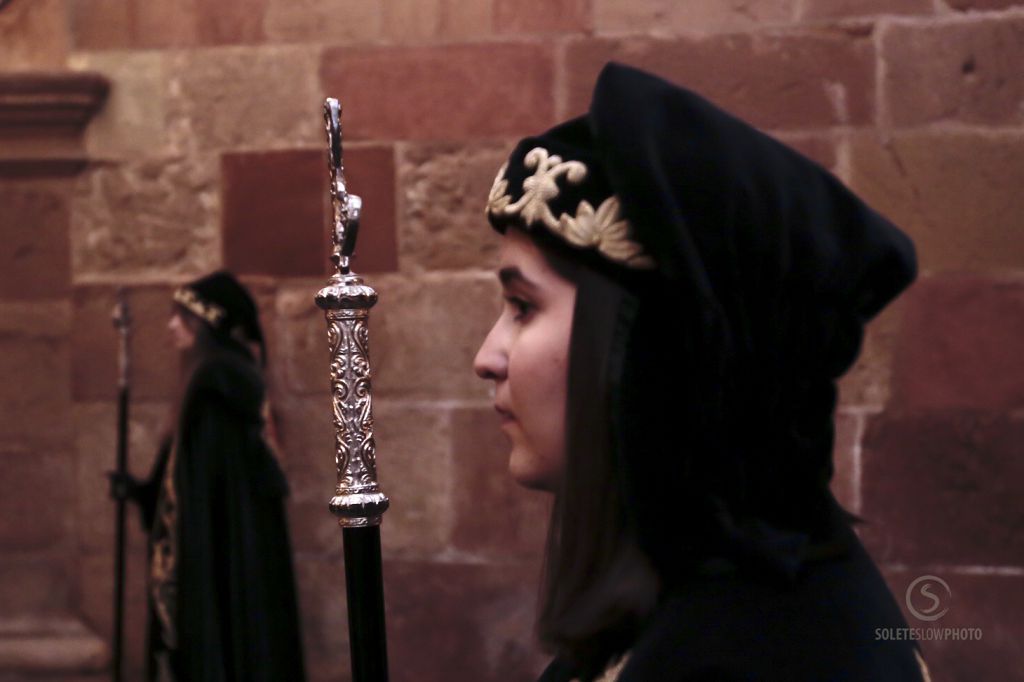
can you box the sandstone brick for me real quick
[292,556,349,679]
[848,131,1024,272]
[73,402,171,552]
[890,275,1024,413]
[450,407,550,558]
[0,302,72,450]
[830,410,861,514]
[384,560,547,682]
[374,403,453,555]
[398,142,509,271]
[0,448,71,551]
[272,396,337,502]
[166,47,321,153]
[0,0,70,70]
[68,52,171,160]
[71,286,179,401]
[567,33,875,128]
[380,0,493,42]
[347,146,399,274]
[70,156,220,282]
[883,18,1024,126]
[861,412,1024,566]
[320,44,557,141]
[880,573,1024,681]
[0,181,71,300]
[837,293,906,409]
[802,0,932,19]
[265,0,382,43]
[594,0,796,34]
[276,275,498,400]
[494,0,589,33]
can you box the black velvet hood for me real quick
[488,63,917,583]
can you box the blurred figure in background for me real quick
[111,271,305,682]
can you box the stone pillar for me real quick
[0,72,110,682]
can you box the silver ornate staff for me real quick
[316,98,390,682]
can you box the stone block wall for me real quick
[2,1,1022,680]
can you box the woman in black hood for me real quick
[112,271,306,682]
[474,63,929,681]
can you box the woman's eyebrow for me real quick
[498,266,538,291]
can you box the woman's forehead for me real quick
[496,230,554,285]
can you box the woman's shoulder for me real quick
[185,351,264,415]
[618,548,926,682]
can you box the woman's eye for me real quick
[505,296,534,321]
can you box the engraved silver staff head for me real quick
[317,98,389,527]
[324,98,363,275]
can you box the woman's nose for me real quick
[473,323,507,381]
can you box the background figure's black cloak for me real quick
[135,349,306,682]
[491,63,925,681]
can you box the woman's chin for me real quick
[507,447,558,493]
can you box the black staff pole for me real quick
[316,98,390,682]
[110,290,132,682]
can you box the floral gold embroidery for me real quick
[487,147,654,269]
[173,287,225,325]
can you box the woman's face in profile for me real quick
[167,310,196,350]
[474,228,577,492]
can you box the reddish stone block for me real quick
[0,302,72,450]
[222,150,327,278]
[346,146,399,274]
[384,560,547,682]
[0,448,70,551]
[948,0,1024,9]
[222,147,396,278]
[861,412,1024,566]
[802,0,932,19]
[494,0,590,33]
[68,0,132,50]
[567,33,875,129]
[0,181,71,300]
[883,18,1024,126]
[879,570,1024,681]
[291,556,349,679]
[0,556,72,615]
[72,285,178,402]
[890,275,1024,413]
[77,549,150,680]
[450,407,551,558]
[265,0,383,44]
[195,0,267,45]
[320,44,557,141]
[847,131,1024,272]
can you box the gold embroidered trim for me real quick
[173,287,225,325]
[487,147,655,270]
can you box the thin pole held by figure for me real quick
[316,98,391,682]
[111,289,132,682]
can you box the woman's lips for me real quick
[494,405,515,423]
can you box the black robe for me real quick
[538,525,927,682]
[134,350,306,681]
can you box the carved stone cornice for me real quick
[0,72,109,177]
